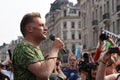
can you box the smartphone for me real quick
[109,47,119,53]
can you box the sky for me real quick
[0,0,77,46]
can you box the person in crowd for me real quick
[93,33,116,62]
[63,54,79,80]
[89,53,99,80]
[78,53,98,80]
[13,12,64,80]
[0,62,10,80]
[49,57,66,80]
[96,48,120,80]
[1,60,13,80]
[105,56,118,75]
[116,62,120,73]
[90,66,98,80]
[94,33,118,72]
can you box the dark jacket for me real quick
[0,73,10,80]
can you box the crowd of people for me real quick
[0,12,120,80]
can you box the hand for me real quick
[107,35,116,46]
[102,51,112,62]
[8,59,12,64]
[107,35,112,41]
[52,38,64,51]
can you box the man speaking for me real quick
[13,12,64,80]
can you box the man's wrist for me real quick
[45,57,58,60]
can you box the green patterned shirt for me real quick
[13,41,44,80]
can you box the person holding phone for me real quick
[96,48,120,80]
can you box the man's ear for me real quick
[26,25,33,33]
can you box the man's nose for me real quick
[44,26,48,31]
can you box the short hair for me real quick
[20,12,41,37]
[68,54,77,60]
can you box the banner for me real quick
[75,45,83,59]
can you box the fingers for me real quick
[52,38,64,50]
[103,51,113,62]
[56,38,64,47]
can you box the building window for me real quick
[71,22,75,28]
[100,6,102,21]
[78,32,81,39]
[104,4,106,13]
[64,10,67,17]
[83,34,87,49]
[69,9,76,14]
[92,0,94,5]
[93,32,97,47]
[63,55,68,63]
[63,22,67,29]
[117,0,120,6]
[72,44,75,54]
[71,32,75,40]
[106,1,110,13]
[78,21,81,28]
[112,0,114,12]
[96,9,98,19]
[83,17,85,27]
[63,31,67,40]
[117,19,120,34]
[92,11,94,20]
[113,22,115,33]
[78,11,81,16]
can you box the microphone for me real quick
[8,49,12,60]
[49,34,66,54]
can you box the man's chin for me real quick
[43,36,47,40]
[44,36,47,39]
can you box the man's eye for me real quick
[39,24,44,26]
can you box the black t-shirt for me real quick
[0,73,10,80]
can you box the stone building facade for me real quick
[77,0,120,54]
[41,0,82,62]
[0,36,23,62]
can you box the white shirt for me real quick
[1,69,13,80]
